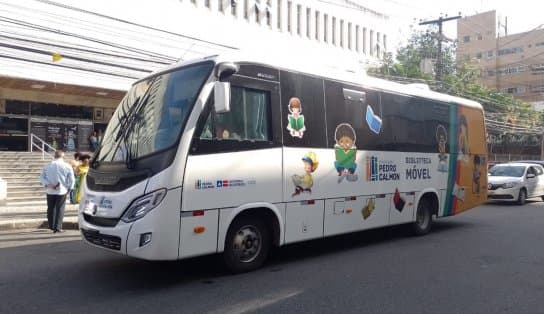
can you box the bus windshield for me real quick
[96,61,214,166]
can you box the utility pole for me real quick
[419,15,461,81]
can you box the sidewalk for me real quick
[0,202,79,231]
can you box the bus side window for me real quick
[192,86,274,154]
[280,71,327,148]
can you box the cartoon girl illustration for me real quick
[334,123,358,183]
[458,115,469,162]
[436,124,448,172]
[472,155,482,194]
[292,152,319,196]
[286,97,306,138]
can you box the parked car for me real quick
[516,160,544,167]
[487,163,544,205]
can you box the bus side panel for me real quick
[443,105,487,216]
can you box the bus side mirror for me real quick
[214,81,230,113]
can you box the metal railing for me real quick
[30,133,55,160]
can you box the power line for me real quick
[29,0,239,50]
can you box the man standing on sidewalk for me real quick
[39,150,75,233]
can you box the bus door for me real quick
[181,71,283,258]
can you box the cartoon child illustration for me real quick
[362,198,375,220]
[334,123,358,183]
[458,115,469,162]
[286,97,306,138]
[436,124,448,172]
[472,155,481,194]
[291,152,319,196]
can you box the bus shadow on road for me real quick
[265,220,474,268]
[53,220,474,291]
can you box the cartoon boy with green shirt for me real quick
[334,123,358,182]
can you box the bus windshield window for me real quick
[97,62,213,163]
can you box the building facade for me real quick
[457,10,544,109]
[0,0,391,151]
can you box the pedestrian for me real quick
[39,150,75,233]
[73,154,90,204]
[69,152,81,204]
[89,131,98,152]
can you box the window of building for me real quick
[476,52,482,59]
[218,0,224,12]
[463,35,470,43]
[231,0,237,16]
[306,8,311,38]
[376,32,381,56]
[348,22,352,50]
[255,0,261,24]
[487,50,494,59]
[383,34,387,53]
[536,42,544,47]
[487,70,495,77]
[498,47,523,56]
[296,4,301,35]
[265,0,272,26]
[277,0,282,29]
[340,20,344,48]
[204,0,210,8]
[355,25,360,52]
[363,27,367,54]
[332,17,337,46]
[369,29,374,56]
[315,11,320,40]
[287,1,292,32]
[323,14,328,43]
[477,33,483,40]
[244,0,249,19]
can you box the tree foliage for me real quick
[367,26,542,128]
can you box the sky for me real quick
[362,0,544,46]
[0,0,542,91]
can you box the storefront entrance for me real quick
[0,116,28,151]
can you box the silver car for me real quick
[487,163,544,205]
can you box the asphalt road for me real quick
[2,201,544,314]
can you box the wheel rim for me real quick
[416,206,429,229]
[231,224,262,263]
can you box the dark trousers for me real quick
[47,193,67,231]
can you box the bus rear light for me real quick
[345,208,353,214]
[193,226,206,234]
[193,210,205,216]
[301,200,315,205]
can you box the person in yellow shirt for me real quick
[74,154,90,204]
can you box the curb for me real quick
[0,218,79,231]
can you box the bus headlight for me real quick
[121,189,167,223]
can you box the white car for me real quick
[487,163,544,205]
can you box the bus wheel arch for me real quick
[222,207,280,273]
[412,192,439,236]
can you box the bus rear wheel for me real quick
[223,217,270,273]
[411,198,433,236]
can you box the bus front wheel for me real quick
[411,198,433,236]
[223,217,270,273]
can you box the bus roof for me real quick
[145,52,484,111]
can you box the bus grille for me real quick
[83,213,119,227]
[81,229,121,251]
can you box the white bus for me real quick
[80,54,488,272]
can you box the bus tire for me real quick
[223,216,270,273]
[411,198,433,236]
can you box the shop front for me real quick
[0,99,115,152]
